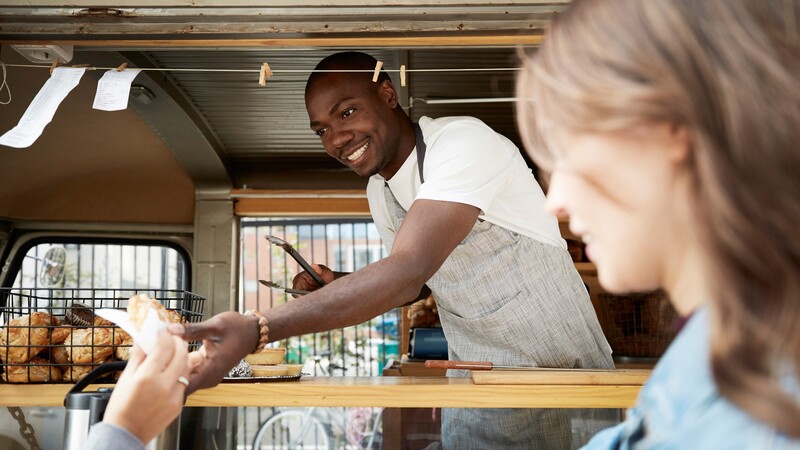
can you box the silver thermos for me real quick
[63,361,181,450]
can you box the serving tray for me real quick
[222,374,303,383]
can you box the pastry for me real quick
[2,357,63,383]
[228,360,253,378]
[281,364,304,376]
[0,312,57,364]
[112,294,183,361]
[64,327,119,365]
[51,345,70,366]
[63,364,97,383]
[251,365,289,377]
[50,325,72,346]
[408,295,440,328]
[113,328,134,361]
[127,293,169,328]
[244,347,286,365]
[166,309,187,324]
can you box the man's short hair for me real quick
[305,51,392,93]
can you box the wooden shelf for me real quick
[0,376,641,409]
[574,262,597,276]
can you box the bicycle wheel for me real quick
[252,409,333,450]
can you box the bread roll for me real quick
[63,364,97,383]
[127,294,169,330]
[281,364,304,376]
[251,365,289,377]
[244,347,286,365]
[64,327,120,365]
[2,357,63,383]
[114,328,134,361]
[0,312,57,364]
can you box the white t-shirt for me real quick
[367,116,565,251]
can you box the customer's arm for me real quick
[85,330,196,449]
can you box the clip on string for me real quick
[258,62,273,86]
[116,62,128,72]
[400,64,407,87]
[49,58,60,75]
[0,62,10,105]
[372,61,384,83]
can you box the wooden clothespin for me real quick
[49,58,60,75]
[400,64,407,87]
[258,62,273,86]
[116,62,128,72]
[372,60,384,83]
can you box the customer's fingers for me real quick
[125,343,146,372]
[187,350,204,371]
[163,335,189,377]
[139,330,176,372]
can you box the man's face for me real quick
[306,74,404,178]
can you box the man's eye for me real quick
[342,108,354,119]
[315,128,327,137]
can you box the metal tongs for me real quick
[258,280,310,296]
[257,235,327,296]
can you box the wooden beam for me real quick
[232,189,370,216]
[0,35,544,48]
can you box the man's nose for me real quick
[328,127,354,153]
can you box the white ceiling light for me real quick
[11,45,74,64]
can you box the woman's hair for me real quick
[517,0,800,437]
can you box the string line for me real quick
[0,63,521,74]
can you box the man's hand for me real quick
[167,311,259,394]
[292,264,336,292]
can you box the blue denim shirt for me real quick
[583,307,800,450]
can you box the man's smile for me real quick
[344,140,370,162]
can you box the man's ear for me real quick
[378,79,399,108]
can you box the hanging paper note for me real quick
[0,67,85,149]
[92,68,142,111]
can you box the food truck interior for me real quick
[0,2,674,449]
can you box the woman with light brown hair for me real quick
[517,0,800,447]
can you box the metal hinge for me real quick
[76,8,125,17]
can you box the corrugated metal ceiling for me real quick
[1,2,551,188]
[143,47,521,163]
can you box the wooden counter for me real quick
[0,376,641,409]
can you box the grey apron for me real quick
[381,125,616,449]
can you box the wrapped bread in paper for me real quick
[95,293,172,355]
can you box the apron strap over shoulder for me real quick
[414,123,426,184]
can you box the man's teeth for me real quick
[581,235,592,244]
[347,143,368,161]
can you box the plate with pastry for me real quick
[223,360,305,382]
[222,374,303,383]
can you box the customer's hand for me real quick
[103,330,194,445]
[292,264,335,293]
[168,311,258,394]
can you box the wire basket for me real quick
[0,288,205,384]
[597,290,679,358]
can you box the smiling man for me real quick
[176,51,616,449]
[300,52,616,449]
